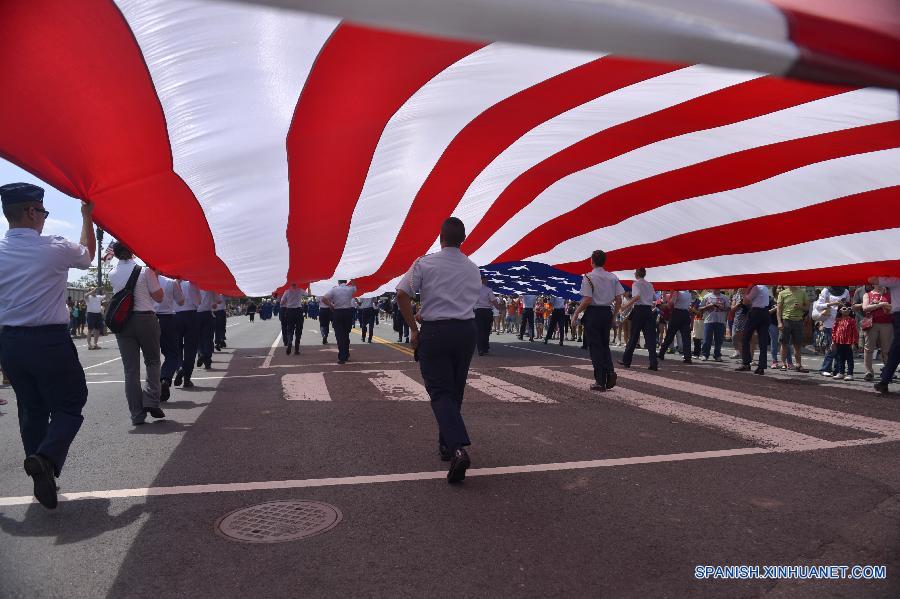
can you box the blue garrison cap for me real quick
[0,182,44,206]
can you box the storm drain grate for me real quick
[215,500,342,543]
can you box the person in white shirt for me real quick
[736,284,771,374]
[173,280,202,388]
[85,287,106,349]
[474,276,501,355]
[868,276,900,394]
[518,293,537,341]
[571,250,625,391]
[397,217,481,483]
[280,283,305,354]
[0,183,95,508]
[214,293,227,351]
[619,268,658,370]
[108,242,166,425]
[154,274,184,401]
[543,294,568,347]
[195,289,218,370]
[657,290,694,364]
[814,286,850,376]
[357,296,377,343]
[322,280,357,364]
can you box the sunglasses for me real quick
[30,206,49,218]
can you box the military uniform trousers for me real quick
[174,309,201,381]
[360,307,376,341]
[331,308,352,362]
[544,308,566,344]
[519,308,535,339]
[196,311,215,365]
[282,307,304,349]
[319,307,332,341]
[0,325,87,476]
[880,312,900,385]
[157,313,179,382]
[621,305,658,367]
[418,319,476,451]
[742,307,770,368]
[585,305,614,386]
[659,308,692,359]
[115,312,162,424]
[474,308,493,354]
[214,310,227,348]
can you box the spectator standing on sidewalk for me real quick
[869,276,900,395]
[861,284,892,382]
[776,285,809,372]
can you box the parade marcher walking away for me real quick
[214,294,227,350]
[155,274,184,402]
[108,242,166,425]
[319,302,332,344]
[195,289,217,370]
[736,284,771,375]
[474,276,500,355]
[571,250,624,391]
[0,183,95,508]
[173,280,202,388]
[85,287,106,349]
[518,293,536,341]
[281,283,305,354]
[657,290,693,363]
[544,294,567,346]
[619,268,658,370]
[323,280,356,364]
[358,296,377,343]
[869,276,900,395]
[397,217,481,483]
[246,300,257,322]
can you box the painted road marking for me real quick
[582,365,900,437]
[261,333,283,369]
[467,372,556,403]
[83,357,122,371]
[283,373,331,401]
[87,374,276,385]
[3,437,898,507]
[506,366,828,449]
[366,370,429,401]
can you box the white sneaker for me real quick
[844,375,853,381]
[821,371,832,377]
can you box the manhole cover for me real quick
[216,500,342,544]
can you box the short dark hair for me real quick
[635,267,646,279]
[337,279,347,284]
[440,217,466,248]
[591,250,606,267]
[2,200,41,223]
[112,242,133,260]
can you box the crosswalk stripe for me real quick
[366,370,429,401]
[581,366,900,437]
[505,366,828,449]
[468,372,556,403]
[282,373,331,401]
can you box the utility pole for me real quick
[96,227,104,288]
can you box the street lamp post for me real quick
[96,227,104,288]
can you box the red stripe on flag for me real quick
[461,76,847,258]
[285,25,482,285]
[351,56,685,294]
[0,0,240,294]
[496,121,900,264]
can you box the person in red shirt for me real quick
[829,301,859,380]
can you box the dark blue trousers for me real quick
[519,308,535,339]
[214,310,226,347]
[418,319,476,451]
[281,307,304,348]
[659,308,691,358]
[0,325,87,475]
[332,308,352,362]
[585,306,614,385]
[742,307,770,368]
[157,313,179,382]
[622,305,658,367]
[544,308,566,344]
[174,310,201,380]
[197,311,215,364]
[360,307,376,341]
[319,307,332,341]
[880,312,900,385]
[474,308,493,353]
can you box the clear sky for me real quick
[1,158,109,282]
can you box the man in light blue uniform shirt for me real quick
[543,294,567,346]
[195,289,217,370]
[154,274,185,401]
[323,280,357,364]
[518,293,537,341]
[736,284,771,375]
[174,280,202,388]
[0,183,95,508]
[657,290,694,364]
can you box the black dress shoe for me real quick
[145,406,166,419]
[24,454,58,509]
[874,382,890,394]
[173,369,183,386]
[338,360,346,365]
[286,346,291,355]
[447,449,470,483]
[590,383,607,392]
[735,365,752,371]
[478,351,485,356]
[605,371,617,390]
[221,341,227,348]
[657,352,665,361]
[160,380,171,403]
[322,337,327,345]
[683,359,692,364]
[295,345,300,354]
[617,360,630,368]
[543,339,548,345]
[182,379,194,388]
[648,365,659,371]
[754,368,765,375]
[439,444,452,461]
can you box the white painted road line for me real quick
[366,370,429,401]
[261,332,283,369]
[87,373,276,385]
[506,366,828,449]
[83,357,122,371]
[283,373,331,401]
[589,366,900,437]
[468,371,556,403]
[3,438,898,507]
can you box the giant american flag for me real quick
[1,0,898,297]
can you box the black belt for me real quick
[422,318,475,325]
[749,306,768,311]
[586,305,611,311]
[133,311,154,314]
[2,324,68,332]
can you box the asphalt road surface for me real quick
[1,316,898,598]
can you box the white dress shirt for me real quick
[281,288,304,308]
[396,247,480,321]
[580,267,625,306]
[358,297,374,309]
[175,281,202,312]
[630,279,655,306]
[552,296,566,309]
[475,285,496,309]
[815,287,850,328]
[877,278,900,312]
[323,283,357,309]
[672,290,693,310]
[86,293,106,314]
[521,295,537,309]
[744,285,771,309]
[154,276,185,315]
[197,290,216,312]
[109,259,161,313]
[216,294,226,311]
[0,228,92,326]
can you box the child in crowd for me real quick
[829,301,858,380]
